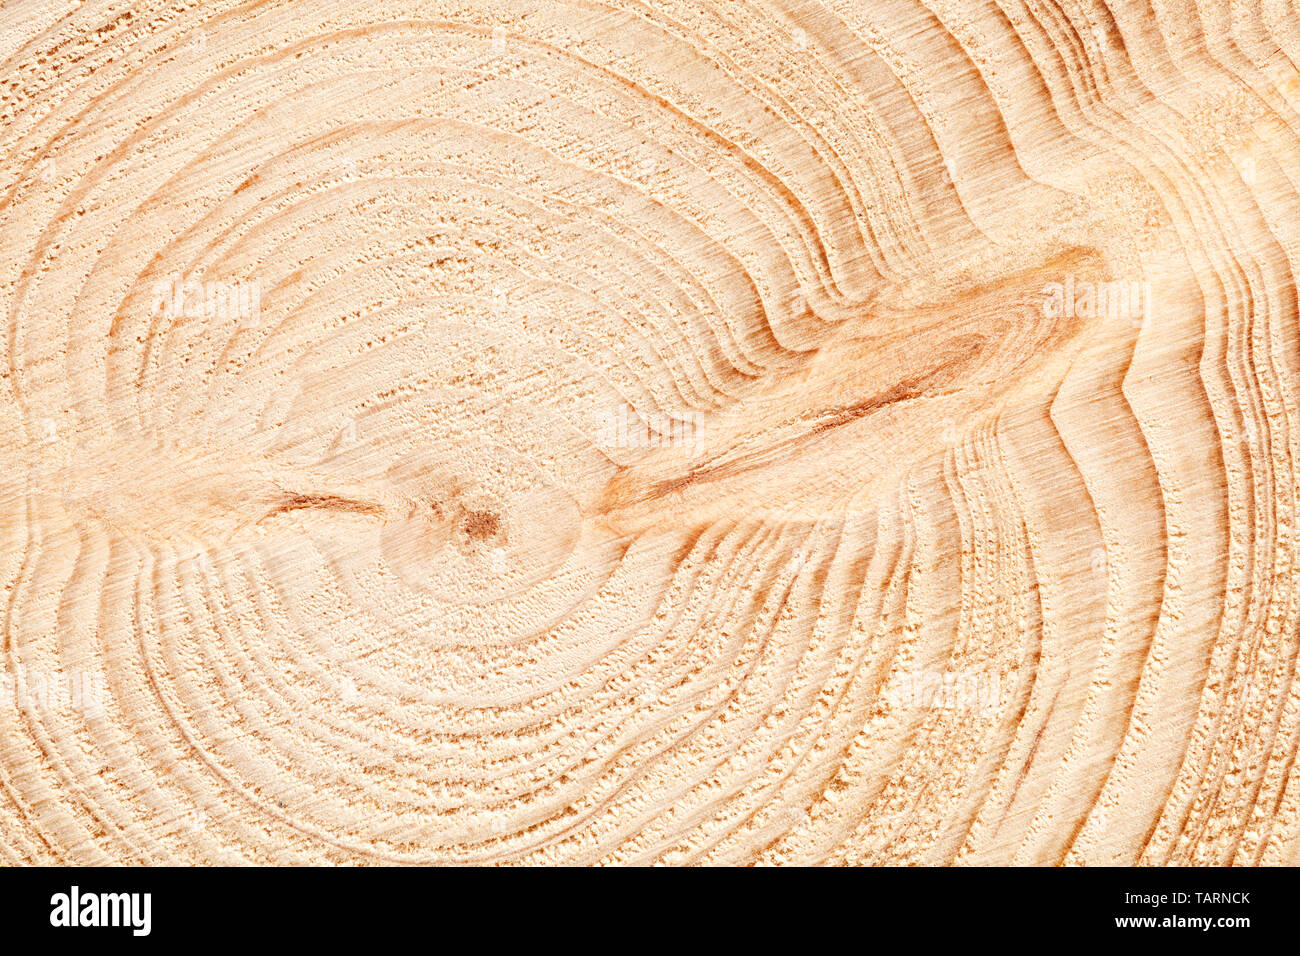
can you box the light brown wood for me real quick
[2,0,1300,866]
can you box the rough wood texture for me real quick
[2,0,1300,866]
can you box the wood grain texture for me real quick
[2,0,1299,866]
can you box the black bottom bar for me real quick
[0,866,1283,945]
